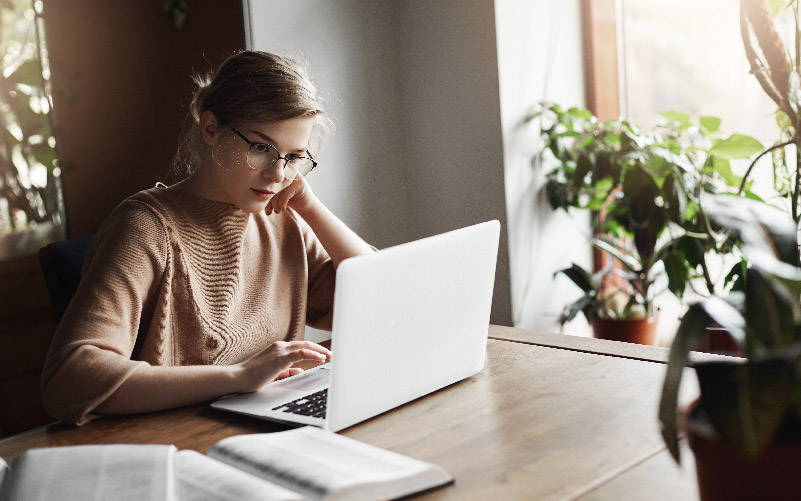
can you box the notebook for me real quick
[211,220,500,432]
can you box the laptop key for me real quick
[273,389,328,418]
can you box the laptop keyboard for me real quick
[272,388,328,418]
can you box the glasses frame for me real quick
[228,126,317,179]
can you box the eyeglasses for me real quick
[229,126,317,180]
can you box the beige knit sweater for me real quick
[41,185,336,425]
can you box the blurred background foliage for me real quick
[0,0,62,234]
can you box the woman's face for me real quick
[198,115,316,213]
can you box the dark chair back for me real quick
[38,235,95,321]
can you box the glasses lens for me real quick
[284,158,315,180]
[246,144,280,171]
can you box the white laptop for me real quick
[211,220,500,432]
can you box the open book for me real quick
[0,444,176,501]
[175,426,453,500]
[0,427,451,501]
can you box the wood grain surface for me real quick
[0,336,700,500]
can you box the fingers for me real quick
[275,367,304,380]
[267,178,314,216]
[286,341,331,362]
[238,341,331,392]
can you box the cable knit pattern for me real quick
[41,185,336,425]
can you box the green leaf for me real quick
[724,259,747,292]
[709,134,764,160]
[566,107,594,121]
[702,294,747,345]
[768,0,790,16]
[661,110,691,130]
[776,110,792,131]
[660,303,708,463]
[622,166,658,225]
[664,248,689,297]
[699,116,721,133]
[6,59,42,88]
[663,174,688,223]
[554,263,594,293]
[30,143,56,170]
[562,291,595,324]
[704,194,798,267]
[593,235,642,272]
[712,156,741,188]
[746,268,798,350]
[573,153,592,189]
[773,147,791,194]
[677,235,705,269]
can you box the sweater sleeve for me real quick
[41,200,168,425]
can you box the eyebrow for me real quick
[249,130,308,154]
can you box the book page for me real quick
[0,444,175,501]
[175,450,304,501]
[208,426,451,500]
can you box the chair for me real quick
[38,235,95,321]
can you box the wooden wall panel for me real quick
[1,1,245,438]
[43,0,245,238]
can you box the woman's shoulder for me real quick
[91,188,169,248]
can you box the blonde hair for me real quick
[168,51,329,181]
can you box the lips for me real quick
[251,188,275,201]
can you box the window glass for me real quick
[621,0,779,148]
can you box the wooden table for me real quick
[1,325,724,500]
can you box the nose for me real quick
[261,159,288,183]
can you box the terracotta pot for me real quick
[687,404,801,500]
[591,316,657,346]
[695,327,744,356]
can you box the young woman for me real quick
[41,51,374,425]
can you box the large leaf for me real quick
[663,247,689,297]
[701,294,746,346]
[633,226,657,263]
[623,166,658,225]
[699,116,721,134]
[723,259,747,293]
[660,303,708,463]
[5,59,43,88]
[554,263,593,293]
[709,134,764,160]
[593,235,642,272]
[676,235,705,269]
[573,153,592,189]
[704,194,798,266]
[663,174,687,223]
[745,268,799,350]
[561,291,595,324]
[661,110,691,130]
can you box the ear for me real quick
[200,111,221,145]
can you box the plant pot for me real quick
[695,326,744,356]
[591,316,657,346]
[687,403,801,501]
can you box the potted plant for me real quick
[555,251,658,345]
[0,0,64,254]
[659,194,801,499]
[533,104,761,345]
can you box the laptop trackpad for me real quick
[277,366,330,392]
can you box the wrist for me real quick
[293,193,323,219]
[229,363,252,394]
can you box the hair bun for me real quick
[189,75,212,122]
